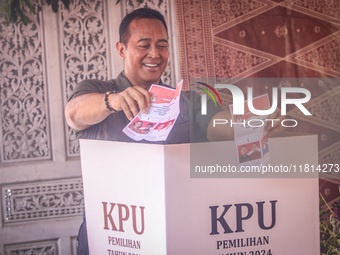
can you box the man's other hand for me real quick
[265,108,284,138]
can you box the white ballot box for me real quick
[79,135,320,255]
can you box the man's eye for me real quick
[157,43,168,48]
[138,44,150,49]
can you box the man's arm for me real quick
[65,87,151,131]
[65,93,110,131]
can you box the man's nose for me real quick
[148,45,160,58]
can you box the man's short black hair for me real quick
[119,8,168,45]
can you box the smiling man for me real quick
[65,9,169,134]
[65,8,236,144]
[65,7,280,255]
[65,8,227,254]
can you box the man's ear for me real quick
[116,42,126,59]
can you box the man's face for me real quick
[157,123,165,130]
[116,18,169,88]
[252,143,258,151]
[146,123,153,130]
[241,146,247,156]
[134,121,142,128]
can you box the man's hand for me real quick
[207,110,234,141]
[265,108,284,137]
[109,86,151,121]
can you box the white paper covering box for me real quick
[79,135,320,255]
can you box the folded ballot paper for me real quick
[230,94,271,167]
[123,80,183,141]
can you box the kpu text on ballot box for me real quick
[79,135,320,255]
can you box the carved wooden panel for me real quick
[2,178,84,224]
[60,0,110,157]
[5,240,58,255]
[0,13,50,163]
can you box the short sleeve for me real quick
[67,79,117,102]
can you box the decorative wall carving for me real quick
[5,240,58,255]
[0,13,50,163]
[2,178,84,223]
[61,0,109,157]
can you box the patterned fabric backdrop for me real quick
[175,0,340,205]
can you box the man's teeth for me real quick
[144,63,158,67]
